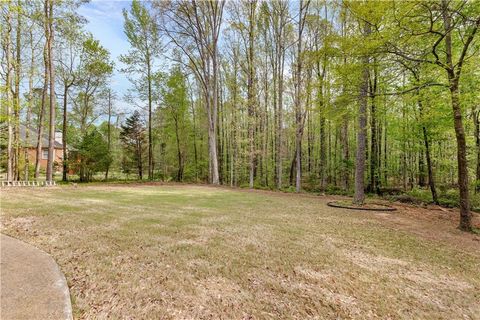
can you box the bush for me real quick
[325,185,351,196]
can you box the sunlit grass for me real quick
[1,184,479,319]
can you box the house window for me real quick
[42,149,49,159]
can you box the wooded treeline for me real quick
[1,0,479,231]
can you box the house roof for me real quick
[19,124,63,149]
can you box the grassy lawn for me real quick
[1,184,479,319]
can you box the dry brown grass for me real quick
[1,184,479,319]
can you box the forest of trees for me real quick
[1,0,479,231]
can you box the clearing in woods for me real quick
[1,184,479,319]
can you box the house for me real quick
[19,124,64,172]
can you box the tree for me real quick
[159,0,225,185]
[161,67,190,181]
[267,1,290,189]
[45,0,56,182]
[72,36,113,132]
[57,19,84,182]
[353,20,371,205]
[386,0,480,231]
[120,111,146,180]
[120,0,161,181]
[2,2,14,181]
[75,128,111,182]
[103,89,117,181]
[293,0,310,192]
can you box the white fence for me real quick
[0,181,57,187]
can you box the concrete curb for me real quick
[0,234,73,320]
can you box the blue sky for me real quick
[78,0,132,111]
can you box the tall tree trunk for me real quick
[441,0,472,231]
[190,94,199,182]
[474,109,480,192]
[62,84,69,182]
[46,0,56,182]
[276,48,285,189]
[137,140,143,180]
[210,41,220,185]
[105,90,112,181]
[35,43,49,179]
[247,0,257,188]
[418,148,426,187]
[5,5,14,181]
[13,1,21,180]
[341,116,349,189]
[353,21,371,205]
[422,126,438,203]
[448,78,471,231]
[25,30,35,181]
[294,0,309,193]
[368,62,379,194]
[416,87,438,203]
[147,58,153,180]
[318,83,326,190]
[174,117,183,181]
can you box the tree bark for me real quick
[247,0,257,188]
[353,21,371,205]
[441,0,472,231]
[25,30,35,181]
[35,41,49,180]
[416,86,438,204]
[13,1,22,180]
[147,57,153,180]
[174,116,183,181]
[62,83,70,182]
[474,109,480,192]
[448,79,471,231]
[368,61,379,194]
[294,0,309,193]
[105,90,112,181]
[5,5,14,181]
[46,0,56,182]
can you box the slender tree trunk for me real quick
[5,6,14,181]
[190,95,199,182]
[247,1,257,188]
[368,62,379,194]
[25,31,35,181]
[263,49,269,187]
[383,117,388,185]
[62,83,70,182]
[294,0,308,193]
[422,126,438,203]
[137,140,143,180]
[105,90,112,181]
[318,84,326,190]
[13,1,21,180]
[276,48,284,189]
[341,116,349,189]
[418,148,426,187]
[474,109,480,192]
[210,42,220,185]
[416,88,438,203]
[46,0,55,182]
[147,59,153,180]
[35,43,49,180]
[173,117,183,181]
